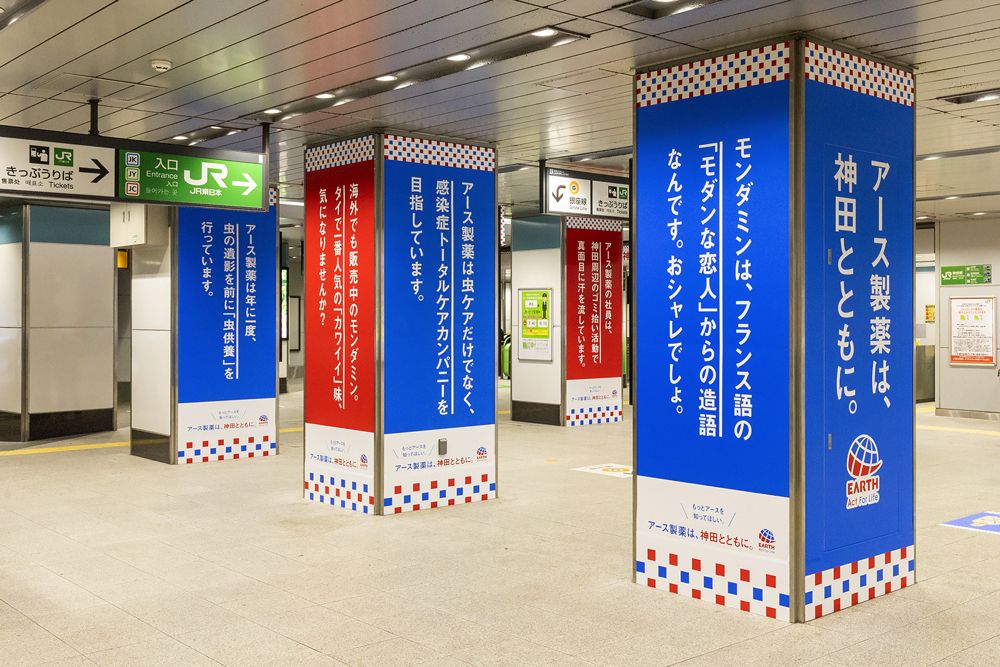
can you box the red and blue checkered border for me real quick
[383,134,495,172]
[566,406,623,427]
[304,471,375,515]
[268,186,278,207]
[565,216,622,232]
[384,473,496,514]
[804,545,914,620]
[636,42,790,108]
[178,435,275,464]
[305,135,375,172]
[805,41,913,107]
[637,546,790,621]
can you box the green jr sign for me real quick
[941,264,993,286]
[118,149,265,209]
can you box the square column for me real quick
[634,38,915,622]
[303,133,498,515]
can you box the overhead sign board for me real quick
[0,125,265,210]
[543,167,629,219]
[0,136,114,200]
[119,150,264,209]
[941,264,992,285]
[545,169,590,215]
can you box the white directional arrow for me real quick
[232,172,258,196]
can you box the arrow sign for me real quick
[232,172,258,196]
[552,184,565,202]
[79,158,109,183]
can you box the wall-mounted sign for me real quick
[949,296,996,366]
[543,167,629,219]
[925,304,935,323]
[518,288,552,361]
[941,264,992,285]
[0,136,114,200]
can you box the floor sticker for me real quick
[942,511,1000,535]
[573,463,633,478]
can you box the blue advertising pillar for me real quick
[303,133,498,515]
[633,38,914,622]
[130,189,279,464]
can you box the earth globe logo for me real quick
[846,434,883,479]
[758,528,775,544]
[360,454,368,465]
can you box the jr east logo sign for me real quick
[119,150,265,210]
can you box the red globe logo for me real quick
[846,434,883,479]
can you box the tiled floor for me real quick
[0,395,999,666]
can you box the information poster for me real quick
[176,199,277,464]
[381,135,496,513]
[803,40,915,620]
[518,288,552,361]
[950,296,996,365]
[635,42,792,619]
[564,218,623,426]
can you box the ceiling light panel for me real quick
[616,0,724,20]
[939,88,1000,105]
[242,26,587,123]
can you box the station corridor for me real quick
[0,394,998,666]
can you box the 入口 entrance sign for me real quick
[949,296,996,366]
[119,150,264,209]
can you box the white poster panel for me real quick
[177,397,277,463]
[635,476,791,620]
[304,423,376,514]
[565,377,622,426]
[546,173,590,215]
[592,179,630,219]
[949,296,996,366]
[383,424,495,513]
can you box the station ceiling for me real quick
[1,0,998,221]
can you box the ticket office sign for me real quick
[949,296,996,366]
[519,288,552,361]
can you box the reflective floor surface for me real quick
[0,393,998,666]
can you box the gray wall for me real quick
[937,218,1000,413]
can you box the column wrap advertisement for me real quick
[303,137,377,514]
[175,188,278,464]
[381,135,497,513]
[802,41,915,620]
[635,42,793,620]
[563,217,623,426]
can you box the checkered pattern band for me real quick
[565,216,622,232]
[178,435,275,464]
[636,545,790,621]
[566,406,623,427]
[804,545,914,620]
[384,473,496,514]
[268,187,278,207]
[304,471,375,515]
[383,134,495,172]
[305,135,375,172]
[636,42,790,108]
[805,42,914,107]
